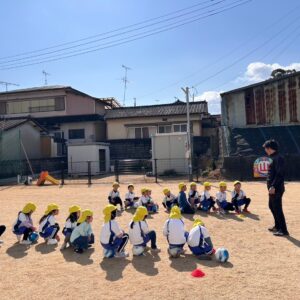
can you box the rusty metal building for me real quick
[219,71,300,180]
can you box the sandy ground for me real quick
[0,181,299,300]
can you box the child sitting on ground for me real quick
[188,182,200,209]
[162,188,177,212]
[61,205,81,250]
[163,206,189,258]
[199,182,217,212]
[137,188,159,213]
[178,183,195,214]
[108,182,124,211]
[100,204,129,258]
[187,219,215,260]
[70,209,94,254]
[128,206,160,256]
[231,181,251,214]
[13,202,38,245]
[39,203,60,245]
[124,184,139,209]
[216,182,235,214]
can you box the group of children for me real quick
[0,180,251,259]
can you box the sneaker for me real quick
[235,210,241,215]
[60,242,67,250]
[47,238,58,245]
[243,208,251,213]
[74,248,84,254]
[212,207,217,212]
[273,230,289,237]
[20,240,32,245]
[268,226,277,232]
[151,248,161,253]
[115,251,129,258]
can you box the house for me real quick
[220,70,300,179]
[0,85,109,156]
[105,100,220,160]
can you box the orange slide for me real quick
[37,171,59,186]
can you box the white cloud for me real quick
[195,91,222,114]
[237,62,300,83]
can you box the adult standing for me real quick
[263,139,289,236]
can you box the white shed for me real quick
[67,142,110,176]
[151,133,189,175]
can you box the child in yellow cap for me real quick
[128,206,160,256]
[187,219,215,260]
[178,183,195,214]
[39,203,60,245]
[100,204,129,258]
[108,182,124,211]
[199,182,217,212]
[61,205,81,250]
[216,182,235,214]
[13,202,38,245]
[70,209,94,254]
[137,188,158,213]
[162,188,177,212]
[188,182,200,209]
[124,184,139,209]
[163,206,189,258]
[231,181,251,214]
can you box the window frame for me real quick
[68,129,85,140]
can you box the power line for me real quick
[0,81,19,92]
[0,0,251,70]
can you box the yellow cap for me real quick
[219,181,227,187]
[133,206,148,222]
[203,182,211,187]
[163,188,170,195]
[112,182,120,187]
[178,182,186,190]
[233,180,241,186]
[103,204,117,223]
[44,203,59,215]
[193,218,204,227]
[190,182,197,187]
[146,187,152,192]
[78,209,93,224]
[141,187,148,194]
[22,202,37,214]
[69,205,81,214]
[128,184,134,189]
[169,205,181,219]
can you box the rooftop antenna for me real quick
[42,70,50,85]
[121,64,131,106]
[0,81,19,92]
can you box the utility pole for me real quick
[133,97,137,107]
[121,65,131,106]
[42,70,50,85]
[181,86,193,182]
[0,81,19,92]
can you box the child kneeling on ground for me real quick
[13,202,38,245]
[100,204,129,258]
[199,182,217,212]
[188,182,200,209]
[187,219,215,260]
[216,182,235,214]
[70,209,94,254]
[61,205,81,250]
[129,206,160,256]
[163,206,189,258]
[178,183,195,214]
[231,181,251,214]
[125,184,139,209]
[108,182,124,211]
[39,203,60,245]
[162,188,177,212]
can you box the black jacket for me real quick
[267,152,285,191]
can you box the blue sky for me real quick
[0,0,300,113]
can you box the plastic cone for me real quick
[191,269,205,278]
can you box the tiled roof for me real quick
[105,100,208,119]
[0,118,46,132]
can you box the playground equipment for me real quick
[37,171,59,186]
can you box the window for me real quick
[278,81,287,123]
[134,127,149,138]
[245,89,256,124]
[255,87,266,125]
[158,125,172,134]
[173,123,187,132]
[69,129,85,139]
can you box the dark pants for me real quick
[145,230,157,249]
[109,197,123,208]
[72,234,94,250]
[269,191,288,234]
[0,225,6,237]
[232,198,251,211]
[23,228,33,241]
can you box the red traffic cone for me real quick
[191,269,205,278]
